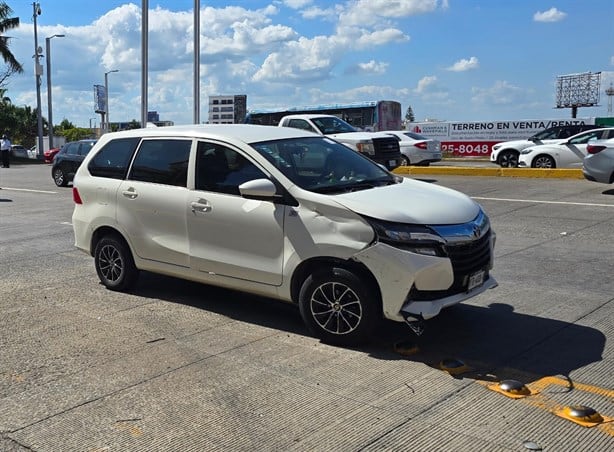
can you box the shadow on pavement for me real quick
[130,273,605,385]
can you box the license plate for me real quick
[389,159,397,167]
[467,270,485,291]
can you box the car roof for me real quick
[280,114,335,120]
[97,124,315,144]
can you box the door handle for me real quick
[191,201,211,213]
[122,189,138,199]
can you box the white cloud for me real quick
[345,60,389,75]
[533,8,567,23]
[339,0,447,27]
[471,80,529,105]
[301,7,338,20]
[282,0,313,9]
[415,76,437,93]
[446,56,479,72]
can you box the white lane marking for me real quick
[60,222,72,226]
[0,187,58,194]
[472,196,614,208]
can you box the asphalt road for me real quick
[1,162,613,451]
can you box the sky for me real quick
[2,0,614,128]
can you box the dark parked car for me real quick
[51,139,98,186]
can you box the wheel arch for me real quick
[90,226,130,257]
[496,148,519,162]
[531,153,557,168]
[289,257,382,309]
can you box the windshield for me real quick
[310,116,357,134]
[531,128,561,140]
[250,136,395,193]
[403,131,429,140]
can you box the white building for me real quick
[208,95,247,124]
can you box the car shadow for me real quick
[602,188,614,196]
[130,273,605,385]
[365,302,605,386]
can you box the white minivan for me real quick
[72,124,496,345]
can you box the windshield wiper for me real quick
[311,177,395,194]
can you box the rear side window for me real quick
[129,139,191,187]
[88,137,140,179]
[79,142,96,156]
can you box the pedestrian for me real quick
[1,134,11,168]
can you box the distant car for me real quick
[384,131,442,166]
[44,146,62,163]
[490,124,604,167]
[582,138,614,184]
[518,127,614,168]
[10,144,28,158]
[51,139,98,186]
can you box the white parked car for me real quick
[518,127,614,168]
[384,131,442,166]
[72,125,496,345]
[583,138,614,184]
[490,124,602,167]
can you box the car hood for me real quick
[523,143,565,153]
[331,178,480,225]
[495,138,563,148]
[326,131,379,141]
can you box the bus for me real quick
[245,100,402,131]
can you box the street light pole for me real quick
[193,0,200,124]
[104,69,119,133]
[32,2,44,159]
[46,34,65,149]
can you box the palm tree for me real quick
[0,2,23,74]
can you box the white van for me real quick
[72,124,496,345]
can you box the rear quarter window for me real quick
[88,137,141,179]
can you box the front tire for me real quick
[532,154,555,168]
[498,150,519,168]
[399,155,410,166]
[94,235,139,291]
[299,267,379,346]
[52,167,68,187]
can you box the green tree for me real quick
[0,2,23,87]
[405,106,415,123]
[63,127,92,142]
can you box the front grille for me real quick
[410,229,493,301]
[372,136,401,160]
[445,229,492,277]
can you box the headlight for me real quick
[492,144,501,151]
[365,217,446,257]
[356,142,375,155]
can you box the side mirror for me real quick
[239,178,278,199]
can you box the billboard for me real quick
[409,118,596,156]
[94,84,107,114]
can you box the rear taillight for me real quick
[414,141,428,150]
[587,144,606,155]
[72,187,83,204]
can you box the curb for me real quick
[393,166,584,179]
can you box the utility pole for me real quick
[32,2,44,159]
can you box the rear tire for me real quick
[94,235,139,291]
[532,154,555,168]
[498,150,519,168]
[299,267,379,346]
[52,167,68,187]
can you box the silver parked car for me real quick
[385,131,442,166]
[583,138,614,184]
